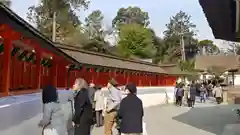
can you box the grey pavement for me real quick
[91,98,240,135]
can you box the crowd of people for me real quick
[38,78,144,135]
[174,80,223,107]
[37,77,225,135]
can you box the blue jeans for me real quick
[200,94,206,102]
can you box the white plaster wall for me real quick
[233,75,240,85]
[104,86,175,107]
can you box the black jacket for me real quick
[88,87,96,105]
[73,88,93,125]
[118,94,143,134]
[190,85,197,100]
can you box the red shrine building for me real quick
[0,4,178,97]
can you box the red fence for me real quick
[7,57,178,92]
[56,63,68,88]
[40,66,51,88]
[10,55,37,90]
[5,50,178,92]
[0,53,3,93]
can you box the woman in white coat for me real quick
[213,83,223,104]
[94,85,105,127]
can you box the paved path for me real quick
[91,97,239,135]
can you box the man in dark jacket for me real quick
[188,82,197,108]
[89,83,96,106]
[176,84,184,106]
[89,83,96,125]
[118,83,143,135]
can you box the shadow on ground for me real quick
[172,105,239,135]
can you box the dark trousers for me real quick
[96,110,103,127]
[200,95,206,103]
[188,99,195,107]
[74,124,91,135]
[208,91,213,97]
[216,97,222,104]
[92,109,96,124]
[176,96,183,106]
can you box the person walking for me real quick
[104,79,122,135]
[72,78,93,135]
[184,84,190,106]
[175,84,184,106]
[38,85,67,135]
[213,83,223,104]
[94,85,105,127]
[89,83,97,125]
[200,85,206,103]
[188,82,197,108]
[174,83,179,106]
[118,83,144,135]
[207,82,213,97]
[89,83,96,107]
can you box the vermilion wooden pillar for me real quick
[2,39,12,96]
[51,57,58,87]
[139,73,142,86]
[90,68,95,83]
[108,70,112,79]
[96,70,99,84]
[113,69,117,79]
[136,73,139,86]
[62,62,69,87]
[126,72,129,84]
[64,65,69,88]
[123,71,126,84]
[35,49,42,89]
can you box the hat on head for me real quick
[108,78,118,86]
[125,83,137,94]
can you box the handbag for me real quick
[187,91,190,99]
[142,121,148,135]
[42,127,58,135]
[41,104,55,135]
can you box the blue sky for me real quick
[11,0,226,48]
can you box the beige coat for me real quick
[213,86,222,98]
[184,86,190,99]
[94,90,105,111]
